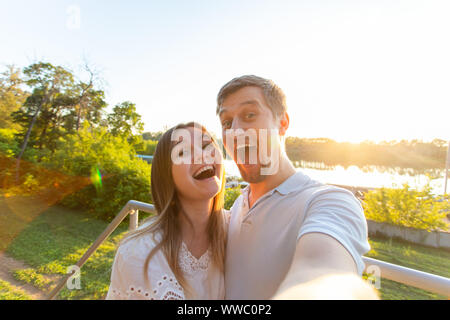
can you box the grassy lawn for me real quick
[1,198,449,300]
[0,279,31,300]
[365,235,450,300]
[0,197,136,300]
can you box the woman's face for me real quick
[171,126,223,202]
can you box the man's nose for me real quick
[230,118,243,131]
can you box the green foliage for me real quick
[107,101,144,143]
[0,65,28,130]
[12,62,75,154]
[22,173,40,193]
[141,139,158,155]
[45,124,152,221]
[225,187,241,210]
[0,128,19,157]
[362,183,450,231]
[142,131,163,141]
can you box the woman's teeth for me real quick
[193,165,215,180]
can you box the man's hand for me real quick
[273,272,379,299]
[273,232,379,300]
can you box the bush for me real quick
[44,125,152,221]
[142,139,158,155]
[225,187,241,210]
[0,128,19,157]
[362,183,449,231]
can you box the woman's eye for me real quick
[178,150,184,157]
[222,120,231,129]
[202,142,212,149]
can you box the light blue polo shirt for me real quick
[225,170,371,300]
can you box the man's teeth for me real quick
[194,165,214,178]
[236,143,256,150]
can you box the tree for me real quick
[0,65,28,130]
[14,62,74,166]
[66,63,106,132]
[107,101,144,146]
[142,131,164,141]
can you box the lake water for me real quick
[223,159,448,195]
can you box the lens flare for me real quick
[90,166,103,192]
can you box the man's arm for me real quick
[273,232,379,299]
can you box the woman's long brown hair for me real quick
[119,122,227,298]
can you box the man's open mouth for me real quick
[235,143,258,164]
[193,165,216,180]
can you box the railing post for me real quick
[129,209,139,231]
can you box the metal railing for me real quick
[47,200,450,299]
[46,200,154,300]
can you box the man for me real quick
[217,75,378,299]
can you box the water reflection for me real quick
[224,159,446,194]
[291,160,444,179]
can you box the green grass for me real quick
[2,201,135,299]
[366,235,450,299]
[0,279,31,300]
[1,197,449,300]
[12,269,53,290]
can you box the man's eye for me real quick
[245,112,256,119]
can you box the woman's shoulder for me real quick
[116,219,162,262]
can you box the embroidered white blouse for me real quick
[105,214,228,300]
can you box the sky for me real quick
[1,0,449,143]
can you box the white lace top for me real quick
[105,213,229,300]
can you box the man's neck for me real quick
[248,155,296,208]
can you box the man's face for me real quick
[218,86,283,183]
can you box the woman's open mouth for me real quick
[193,165,216,180]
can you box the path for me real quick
[0,251,57,300]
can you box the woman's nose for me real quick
[192,144,206,164]
[192,144,219,165]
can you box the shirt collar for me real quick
[274,171,312,195]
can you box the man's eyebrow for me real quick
[219,100,261,116]
[239,99,260,107]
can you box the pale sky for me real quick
[1,0,449,143]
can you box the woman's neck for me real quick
[177,197,212,257]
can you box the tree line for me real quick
[285,137,447,169]
[0,62,145,163]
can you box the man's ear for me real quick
[278,112,289,136]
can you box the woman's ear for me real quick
[278,112,290,136]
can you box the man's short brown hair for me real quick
[216,75,287,118]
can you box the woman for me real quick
[106,122,228,300]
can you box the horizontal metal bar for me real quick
[128,200,155,214]
[363,256,450,298]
